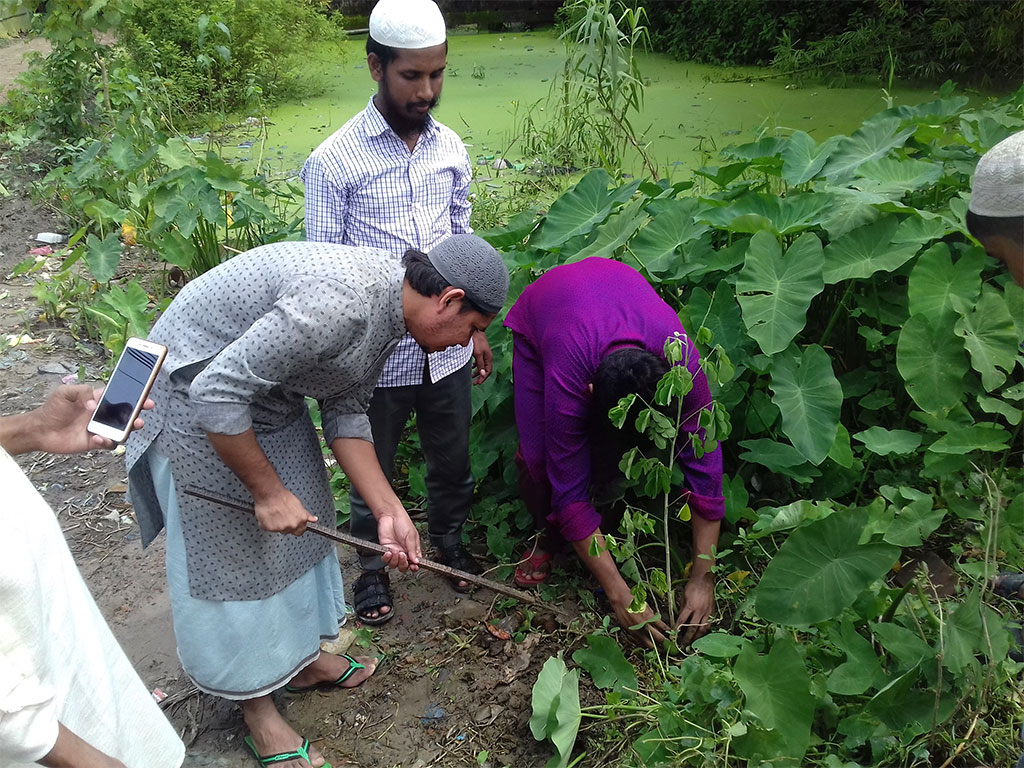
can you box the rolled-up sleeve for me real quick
[189,276,368,434]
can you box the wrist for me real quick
[0,411,39,455]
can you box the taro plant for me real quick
[494,85,1024,767]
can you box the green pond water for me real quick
[245,29,941,184]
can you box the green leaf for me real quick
[702,192,834,236]
[892,215,951,245]
[83,198,127,225]
[856,156,942,195]
[751,500,829,537]
[157,138,196,171]
[897,313,968,413]
[571,635,638,698]
[477,208,539,248]
[781,132,842,186]
[827,619,885,695]
[755,508,899,625]
[84,232,123,283]
[628,197,708,275]
[769,344,843,464]
[906,242,983,324]
[953,288,1019,391]
[530,170,638,250]
[872,623,934,669]
[828,423,854,468]
[738,439,820,483]
[853,427,923,456]
[822,216,921,285]
[733,636,814,761]
[691,632,748,658]
[98,281,152,340]
[529,656,581,768]
[928,424,1010,454]
[736,231,824,355]
[883,496,946,548]
[564,197,646,263]
[685,283,751,365]
[977,394,1022,426]
[821,116,916,181]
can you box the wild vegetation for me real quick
[645,0,1024,88]
[1,1,1022,766]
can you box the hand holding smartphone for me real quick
[88,337,167,443]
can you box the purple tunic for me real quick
[504,257,725,542]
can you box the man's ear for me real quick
[368,53,384,83]
[438,286,466,310]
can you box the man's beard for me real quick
[381,78,439,131]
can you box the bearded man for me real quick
[302,0,487,625]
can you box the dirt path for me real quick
[0,179,568,766]
[0,36,49,101]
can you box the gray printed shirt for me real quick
[125,240,407,599]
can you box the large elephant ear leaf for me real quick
[736,231,824,356]
[952,288,1019,392]
[820,115,916,182]
[769,344,843,464]
[897,313,969,413]
[754,508,899,625]
[822,216,921,285]
[733,636,815,763]
[781,131,842,186]
[529,169,639,250]
[906,242,984,324]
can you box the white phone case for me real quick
[87,337,167,443]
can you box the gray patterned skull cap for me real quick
[969,130,1024,218]
[427,234,509,315]
[369,0,446,49]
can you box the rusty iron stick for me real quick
[182,485,538,605]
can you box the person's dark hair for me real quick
[402,249,488,314]
[367,36,449,71]
[589,347,671,480]
[966,209,1024,247]
[367,36,399,69]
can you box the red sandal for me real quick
[514,546,553,587]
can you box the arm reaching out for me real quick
[0,384,151,456]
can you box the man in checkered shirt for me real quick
[301,0,488,624]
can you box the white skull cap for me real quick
[369,0,447,49]
[969,130,1024,218]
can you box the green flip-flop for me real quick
[243,735,331,768]
[284,653,368,694]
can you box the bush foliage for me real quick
[645,0,1024,87]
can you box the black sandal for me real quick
[353,570,393,625]
[436,543,482,594]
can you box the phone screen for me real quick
[92,346,161,430]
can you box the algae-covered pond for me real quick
[250,29,940,183]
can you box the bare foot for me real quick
[241,695,327,767]
[288,651,378,690]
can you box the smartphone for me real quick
[87,337,167,443]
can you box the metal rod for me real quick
[182,485,538,605]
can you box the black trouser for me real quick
[349,361,474,570]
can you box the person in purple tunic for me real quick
[504,257,725,647]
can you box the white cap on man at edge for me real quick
[369,0,447,49]
[969,131,1024,219]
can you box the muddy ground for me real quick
[0,38,584,764]
[0,173,585,768]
